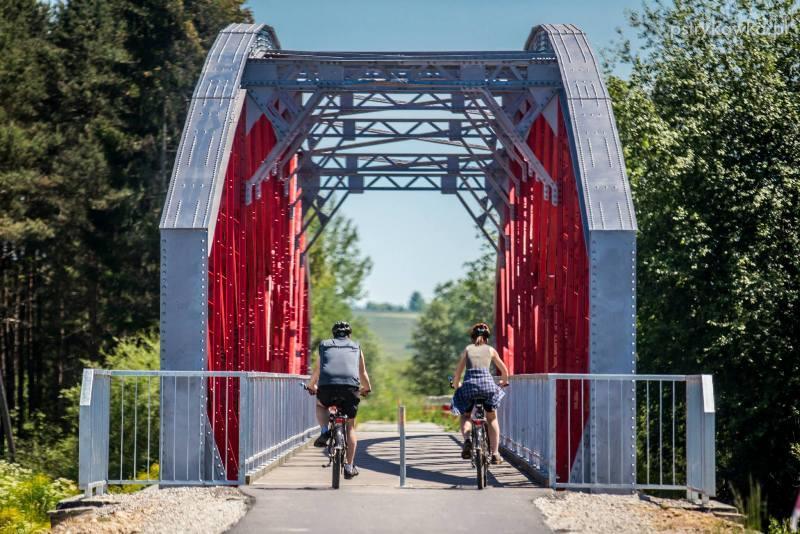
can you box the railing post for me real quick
[700,375,715,501]
[238,374,250,485]
[79,369,110,497]
[547,376,557,489]
[78,369,95,496]
[686,375,716,501]
[398,404,407,487]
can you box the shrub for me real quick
[0,461,78,533]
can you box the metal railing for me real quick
[500,373,715,501]
[79,369,316,495]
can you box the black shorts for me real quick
[317,385,361,419]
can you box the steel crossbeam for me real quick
[242,51,563,208]
[308,176,483,191]
[300,153,493,173]
[242,51,560,91]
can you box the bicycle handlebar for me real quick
[301,382,372,397]
[447,375,510,388]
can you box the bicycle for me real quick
[449,376,492,489]
[301,383,354,489]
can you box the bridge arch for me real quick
[159,23,636,483]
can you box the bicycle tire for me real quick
[332,450,342,489]
[482,445,490,486]
[332,424,345,489]
[475,427,486,489]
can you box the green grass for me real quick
[357,357,459,431]
[353,309,419,361]
[0,461,78,533]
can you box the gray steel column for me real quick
[158,24,280,483]
[527,24,638,488]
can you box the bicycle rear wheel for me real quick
[475,427,486,489]
[332,450,342,489]
[332,425,345,489]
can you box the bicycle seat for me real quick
[473,396,488,404]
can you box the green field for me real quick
[352,309,456,428]
[353,309,419,361]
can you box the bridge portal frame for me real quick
[159,23,636,486]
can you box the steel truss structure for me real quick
[159,23,637,487]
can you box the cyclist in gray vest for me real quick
[306,321,372,479]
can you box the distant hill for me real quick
[353,309,419,361]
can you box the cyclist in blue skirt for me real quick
[451,323,510,465]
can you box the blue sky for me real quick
[248,0,644,306]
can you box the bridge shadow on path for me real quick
[246,430,541,490]
[234,430,552,533]
[358,433,537,489]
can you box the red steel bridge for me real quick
[155,22,639,488]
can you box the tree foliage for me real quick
[406,252,495,395]
[407,291,426,312]
[610,0,800,515]
[0,0,251,450]
[305,212,379,368]
[0,0,379,474]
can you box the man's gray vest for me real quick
[318,337,361,387]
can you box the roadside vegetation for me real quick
[355,251,494,432]
[406,252,495,396]
[609,0,800,524]
[0,462,77,533]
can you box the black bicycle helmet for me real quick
[470,322,491,341]
[332,321,352,337]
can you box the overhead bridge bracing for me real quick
[159,23,637,484]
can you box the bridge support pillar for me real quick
[159,229,225,482]
[588,231,637,488]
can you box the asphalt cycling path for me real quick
[234,422,552,533]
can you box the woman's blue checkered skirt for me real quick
[451,368,505,415]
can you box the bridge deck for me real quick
[234,424,551,533]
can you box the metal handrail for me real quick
[510,373,689,381]
[500,373,716,503]
[79,369,316,496]
[91,369,310,378]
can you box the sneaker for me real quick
[461,439,473,460]
[313,431,330,447]
[344,464,359,479]
[490,453,503,465]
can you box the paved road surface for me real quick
[234,423,551,533]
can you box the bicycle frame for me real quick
[324,405,348,489]
[327,406,348,456]
[470,399,491,489]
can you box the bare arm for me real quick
[453,350,467,389]
[306,358,320,393]
[491,348,510,386]
[359,350,372,394]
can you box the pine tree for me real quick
[0,0,252,453]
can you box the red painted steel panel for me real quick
[206,100,308,480]
[495,101,590,481]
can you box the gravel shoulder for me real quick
[534,492,741,533]
[52,486,251,534]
